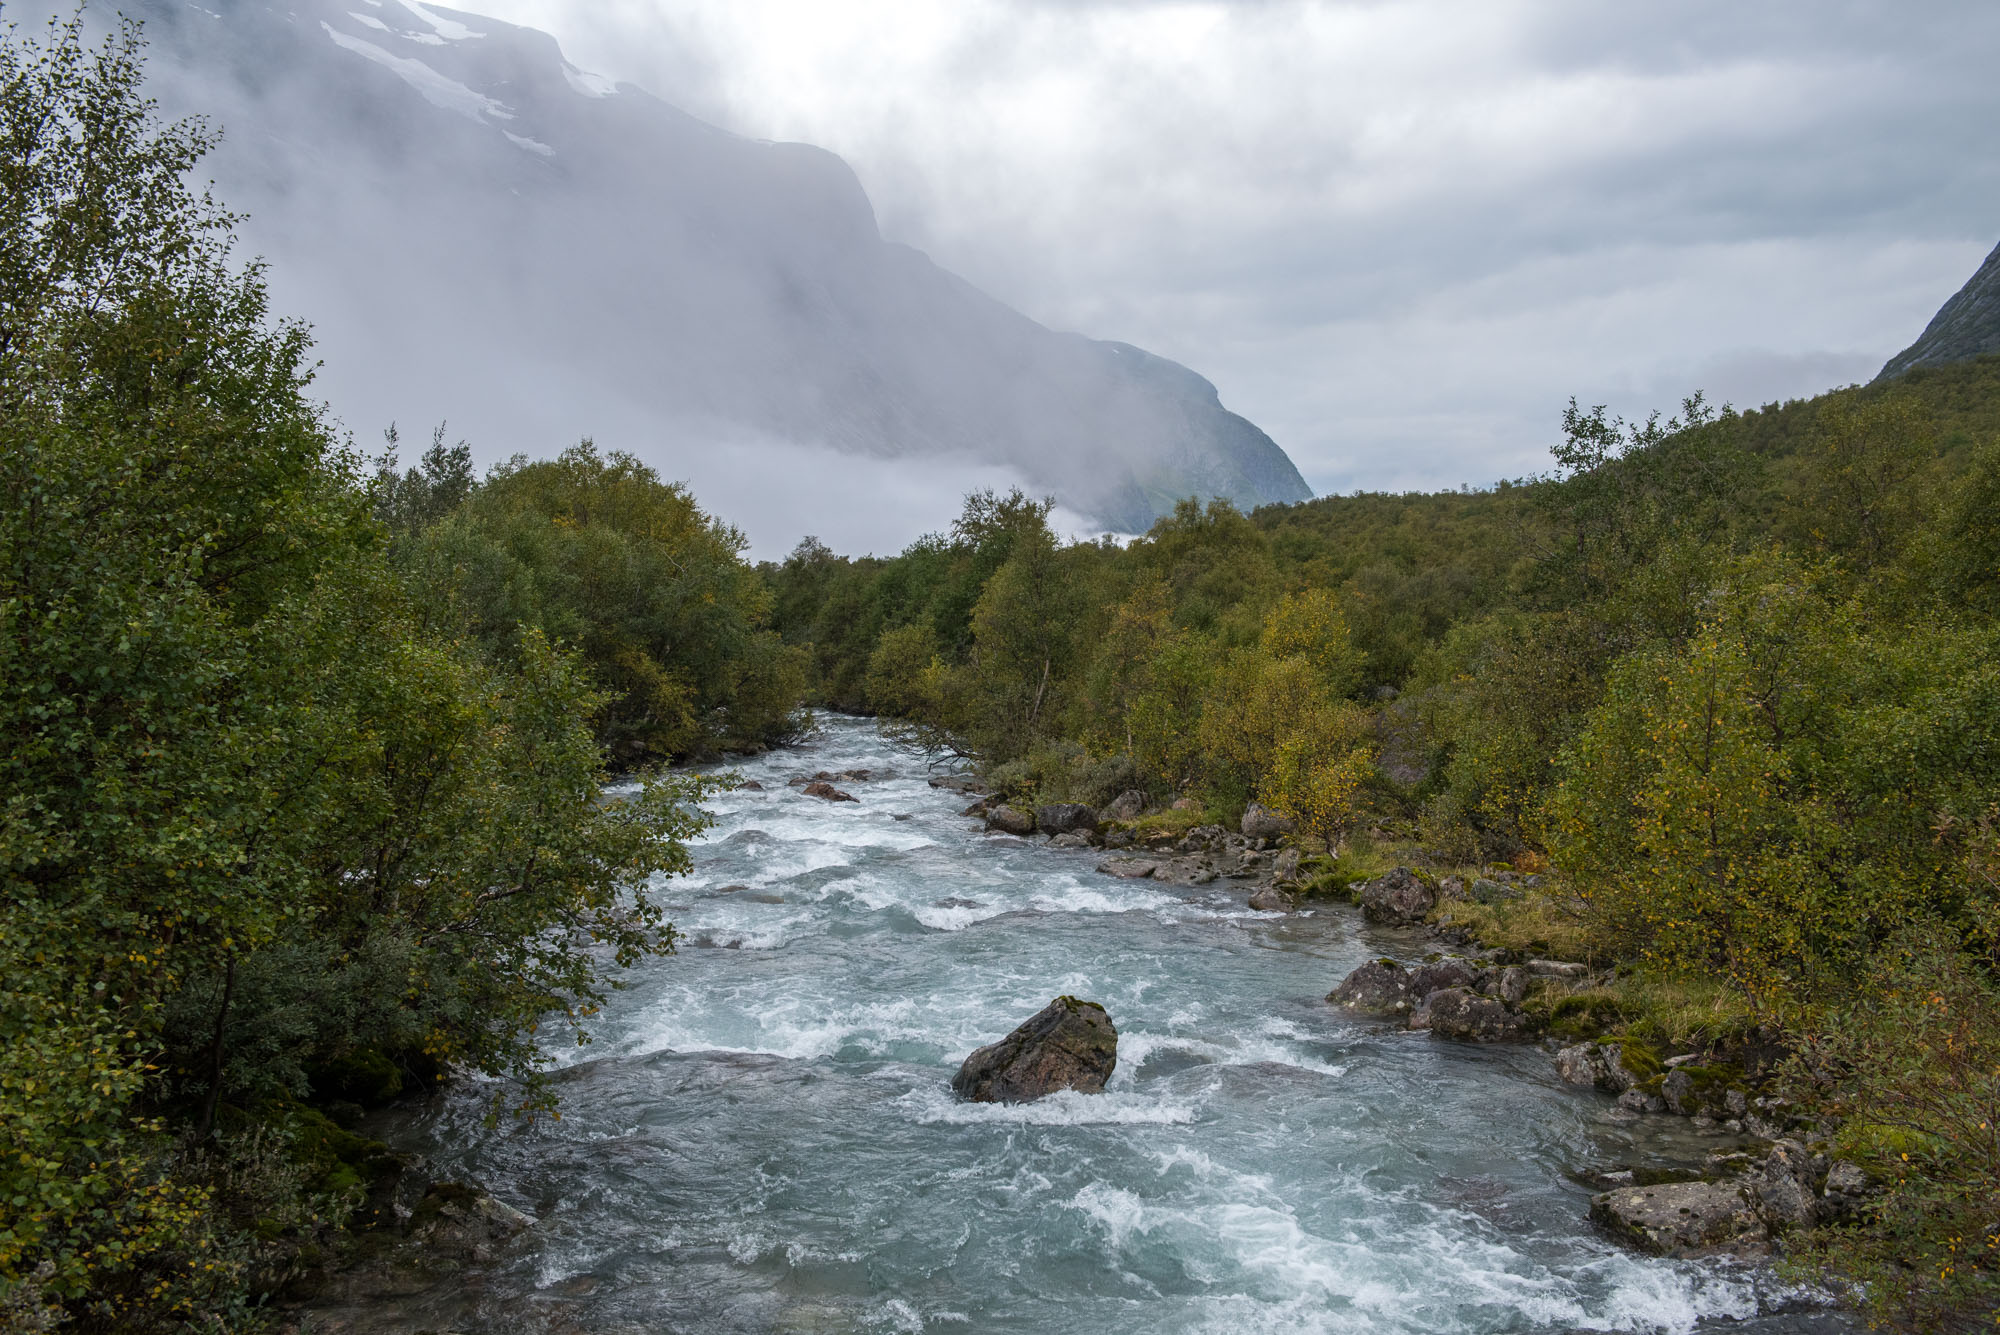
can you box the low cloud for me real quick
[467,0,2000,492]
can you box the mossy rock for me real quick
[309,1048,404,1106]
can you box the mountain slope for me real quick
[126,0,1313,537]
[1878,237,2000,381]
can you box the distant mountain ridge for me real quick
[123,0,1314,534]
[1878,238,2000,381]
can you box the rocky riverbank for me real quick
[1309,863,1880,1264]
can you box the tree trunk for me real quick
[194,954,236,1141]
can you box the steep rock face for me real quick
[127,0,1313,533]
[1878,239,2000,380]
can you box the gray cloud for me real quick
[467,0,2000,492]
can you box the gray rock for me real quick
[929,775,985,795]
[1101,789,1147,822]
[1754,1141,1826,1232]
[1049,831,1093,849]
[1590,1182,1768,1258]
[1410,987,1530,1042]
[1660,1068,1700,1116]
[1240,801,1295,840]
[1271,847,1302,884]
[1526,959,1589,979]
[1820,1160,1874,1225]
[1036,803,1098,836]
[985,805,1035,836]
[1357,868,1435,925]
[1097,857,1159,879]
[1327,957,1479,1015]
[1327,959,1420,1014]
[951,997,1118,1103]
[1247,885,1291,912]
[1478,965,1529,1007]
[1469,877,1518,905]
[1555,1043,1615,1090]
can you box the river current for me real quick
[368,715,1850,1335]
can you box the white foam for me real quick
[896,1084,1198,1127]
[346,10,391,32]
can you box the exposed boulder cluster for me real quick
[1327,952,1547,1041]
[951,996,1119,1103]
[1589,1139,1874,1258]
[956,791,1308,908]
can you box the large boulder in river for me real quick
[951,997,1118,1103]
[1357,868,1435,925]
[1036,803,1098,836]
[1240,802,1294,840]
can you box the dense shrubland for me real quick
[766,367,2000,1326]
[0,16,799,1328]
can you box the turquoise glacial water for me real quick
[371,715,1851,1334]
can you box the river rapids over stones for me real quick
[356,716,1850,1335]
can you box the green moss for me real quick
[1533,987,1629,1040]
[308,1048,404,1107]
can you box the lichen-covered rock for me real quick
[1754,1140,1827,1231]
[1247,885,1291,912]
[1240,801,1294,839]
[1266,847,1299,885]
[801,781,856,802]
[1357,868,1434,925]
[1526,958,1589,979]
[1097,857,1159,879]
[1327,957,1477,1015]
[951,997,1118,1103]
[1049,831,1093,849]
[1410,987,1530,1042]
[1035,803,1098,836]
[1478,965,1529,1006]
[1590,1181,1768,1258]
[1554,1042,1654,1093]
[985,805,1035,835]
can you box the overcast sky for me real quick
[448,0,1999,497]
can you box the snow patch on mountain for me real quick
[321,23,512,123]
[562,62,617,99]
[396,0,483,42]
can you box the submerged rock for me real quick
[951,997,1118,1103]
[1357,868,1434,925]
[1589,1181,1767,1258]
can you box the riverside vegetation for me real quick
[3,11,1997,1335]
[760,366,2000,1326]
[0,15,805,1330]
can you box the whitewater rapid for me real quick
[372,715,1848,1334]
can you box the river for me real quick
[364,715,1850,1334]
